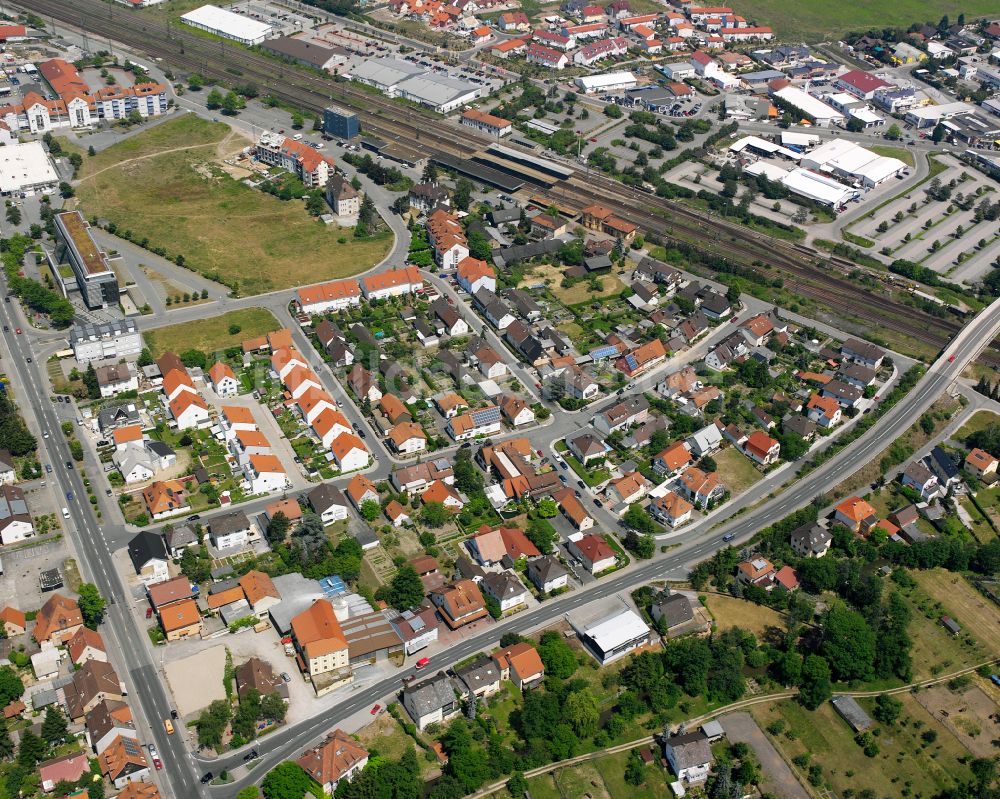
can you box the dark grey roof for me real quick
[528,555,568,585]
[127,531,168,573]
[482,571,526,602]
[665,732,712,769]
[352,525,379,549]
[782,415,815,438]
[497,238,563,264]
[163,524,198,551]
[700,291,731,314]
[584,255,613,272]
[97,403,140,432]
[209,511,251,537]
[262,35,344,67]
[69,319,138,346]
[654,593,694,628]
[831,695,872,731]
[488,207,521,225]
[147,440,175,458]
[455,656,500,692]
[308,483,348,514]
[403,672,462,715]
[455,555,486,581]
[789,523,830,553]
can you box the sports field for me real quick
[734,0,997,41]
[74,115,391,295]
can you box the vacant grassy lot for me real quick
[734,0,997,41]
[753,696,970,798]
[714,446,763,495]
[703,592,786,638]
[75,116,391,294]
[144,308,280,358]
[522,263,627,306]
[957,410,1000,442]
[869,145,915,167]
[913,568,1000,661]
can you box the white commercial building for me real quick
[0,141,59,195]
[744,162,858,208]
[575,608,650,664]
[904,101,976,128]
[729,135,801,161]
[780,131,820,149]
[348,58,480,113]
[70,319,143,364]
[773,86,844,127]
[800,139,906,187]
[575,71,638,93]
[180,5,272,45]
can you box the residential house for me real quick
[67,626,107,665]
[0,450,14,486]
[347,365,382,404]
[208,511,252,550]
[159,598,202,641]
[85,699,137,756]
[900,461,940,501]
[100,735,150,790]
[677,467,724,509]
[607,471,651,506]
[567,431,608,465]
[456,257,496,294]
[430,580,488,629]
[297,730,369,796]
[455,657,502,698]
[331,432,369,472]
[402,672,465,731]
[527,555,569,594]
[686,422,723,457]
[447,406,503,441]
[390,607,439,655]
[64,659,123,721]
[236,656,288,703]
[806,394,842,428]
[95,362,139,398]
[965,448,999,479]
[34,593,84,644]
[492,642,544,689]
[142,479,189,520]
[481,571,530,613]
[292,599,349,678]
[664,731,713,783]
[0,484,32,545]
[929,446,962,489]
[208,362,239,397]
[653,441,693,477]
[422,480,464,511]
[743,431,780,466]
[840,338,885,369]
[616,338,667,378]
[468,525,541,566]
[554,487,594,530]
[649,491,694,528]
[385,500,411,528]
[390,460,454,496]
[736,557,776,588]
[308,483,350,524]
[39,754,91,793]
[833,496,879,534]
[821,379,863,409]
[346,474,379,510]
[239,571,282,618]
[593,395,649,435]
[0,607,26,637]
[388,422,427,454]
[567,534,616,574]
[650,592,697,634]
[499,394,535,427]
[126,530,169,586]
[789,522,832,558]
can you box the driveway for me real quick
[720,712,810,799]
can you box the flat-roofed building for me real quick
[0,140,59,194]
[55,211,119,309]
[180,4,272,45]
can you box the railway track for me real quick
[23,0,1000,366]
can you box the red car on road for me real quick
[416,657,430,669]
[149,745,162,770]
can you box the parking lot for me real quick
[219,0,315,37]
[0,536,77,615]
[846,154,1000,286]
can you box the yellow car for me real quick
[164,719,174,735]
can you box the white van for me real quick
[292,133,304,141]
[62,507,70,519]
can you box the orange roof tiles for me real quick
[292,599,347,659]
[239,570,280,606]
[207,586,246,609]
[113,425,143,446]
[222,405,256,426]
[361,266,422,294]
[249,454,285,474]
[835,496,877,523]
[297,279,361,308]
[331,432,367,461]
[159,598,201,633]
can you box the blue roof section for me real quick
[319,575,347,596]
[473,406,502,425]
[590,345,619,360]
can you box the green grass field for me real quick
[74,116,391,295]
[144,308,280,357]
[753,696,971,798]
[956,410,1000,442]
[734,0,997,41]
[869,145,916,167]
[714,446,763,495]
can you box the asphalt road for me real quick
[0,285,197,799]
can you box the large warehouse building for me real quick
[348,58,480,113]
[772,86,844,127]
[745,162,858,208]
[180,5,272,46]
[0,140,59,195]
[800,139,907,187]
